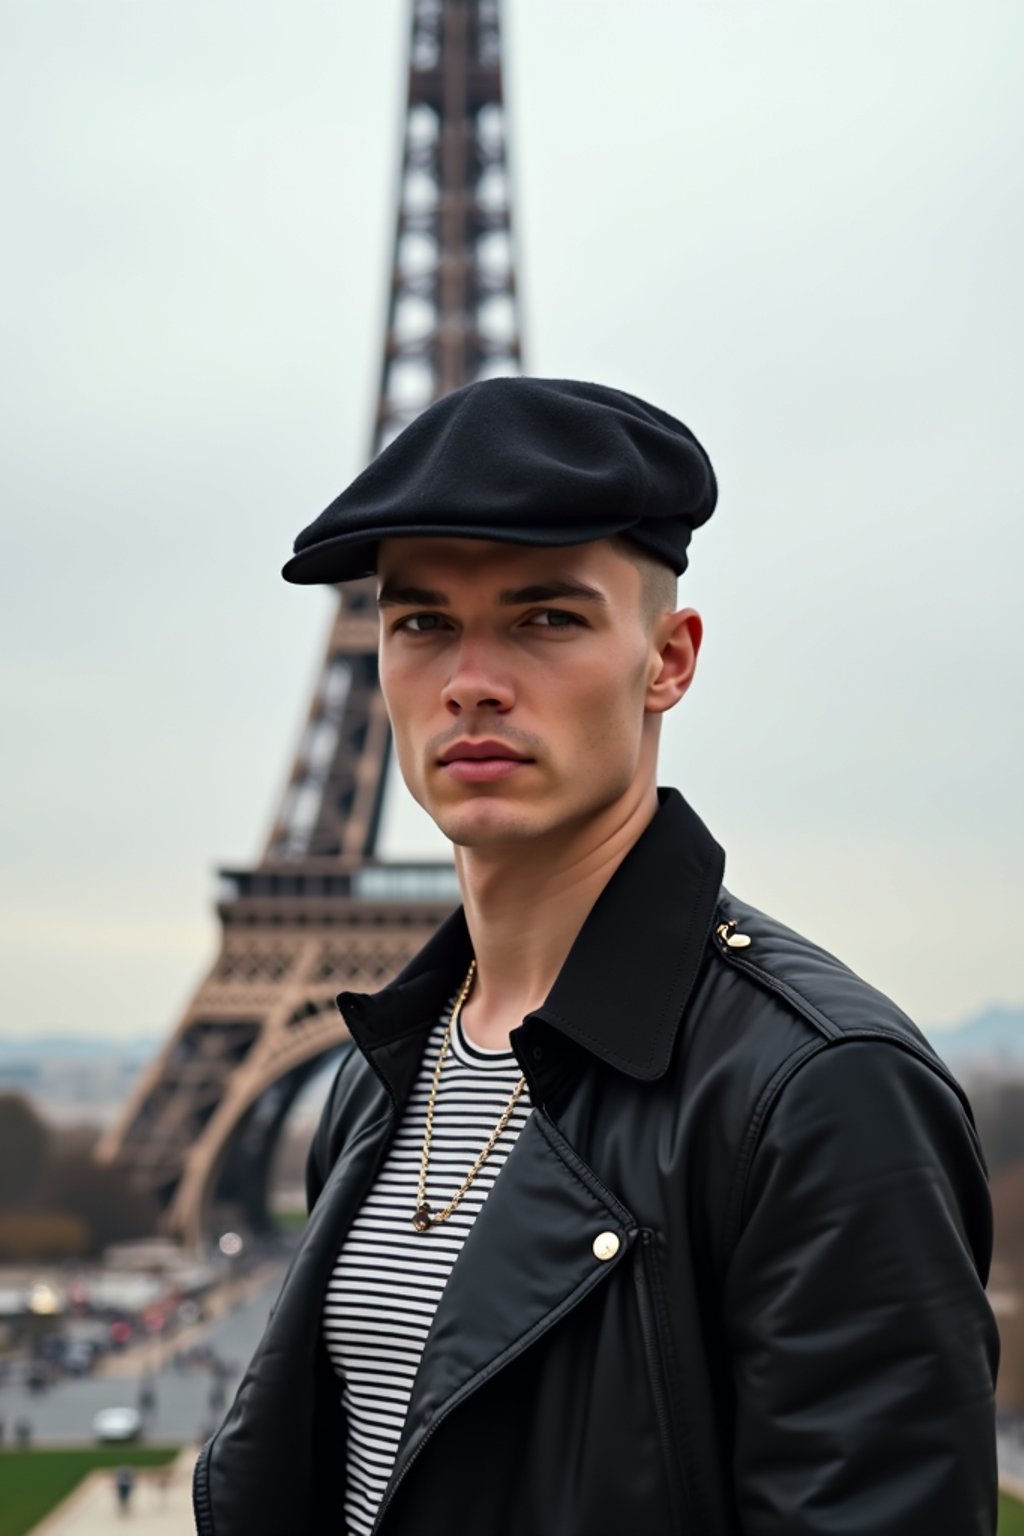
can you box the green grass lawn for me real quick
[274,1207,307,1230]
[0,1447,179,1536]
[1002,1490,1024,1536]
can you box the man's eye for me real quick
[395,612,449,634]
[524,609,584,628]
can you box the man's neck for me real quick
[452,782,660,1051]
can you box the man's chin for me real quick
[429,797,547,849]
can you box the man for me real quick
[193,377,999,1536]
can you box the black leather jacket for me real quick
[193,786,999,1536]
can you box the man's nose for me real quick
[440,638,515,714]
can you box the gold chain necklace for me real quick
[412,958,527,1233]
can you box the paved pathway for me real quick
[27,1449,198,1535]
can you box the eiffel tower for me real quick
[97,0,522,1250]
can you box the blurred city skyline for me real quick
[2,0,1021,1043]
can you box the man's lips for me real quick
[437,740,533,764]
[436,741,536,782]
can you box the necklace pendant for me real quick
[412,1203,433,1233]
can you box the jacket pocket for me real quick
[635,1227,686,1531]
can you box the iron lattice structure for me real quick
[97,0,522,1249]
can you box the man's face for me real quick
[376,535,677,850]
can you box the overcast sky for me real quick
[1,0,1021,1045]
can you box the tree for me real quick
[0,1212,89,1263]
[44,1127,158,1255]
[0,1093,50,1211]
[991,1160,1024,1274]
[963,1075,1024,1179]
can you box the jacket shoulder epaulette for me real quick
[713,884,968,1107]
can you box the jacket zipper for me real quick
[635,1228,686,1531]
[192,1439,215,1536]
[368,1389,452,1535]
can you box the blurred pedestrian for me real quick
[114,1464,135,1516]
[14,1417,32,1448]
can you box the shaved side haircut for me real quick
[611,536,678,633]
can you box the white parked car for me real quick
[92,1407,142,1443]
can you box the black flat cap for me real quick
[282,376,717,585]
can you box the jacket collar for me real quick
[336,785,726,1086]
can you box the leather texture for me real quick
[193,786,999,1536]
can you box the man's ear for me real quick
[644,609,702,715]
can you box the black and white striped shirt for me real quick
[322,992,534,1536]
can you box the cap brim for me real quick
[280,521,625,586]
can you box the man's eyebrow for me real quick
[377,583,448,608]
[498,580,608,606]
[376,578,608,608]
